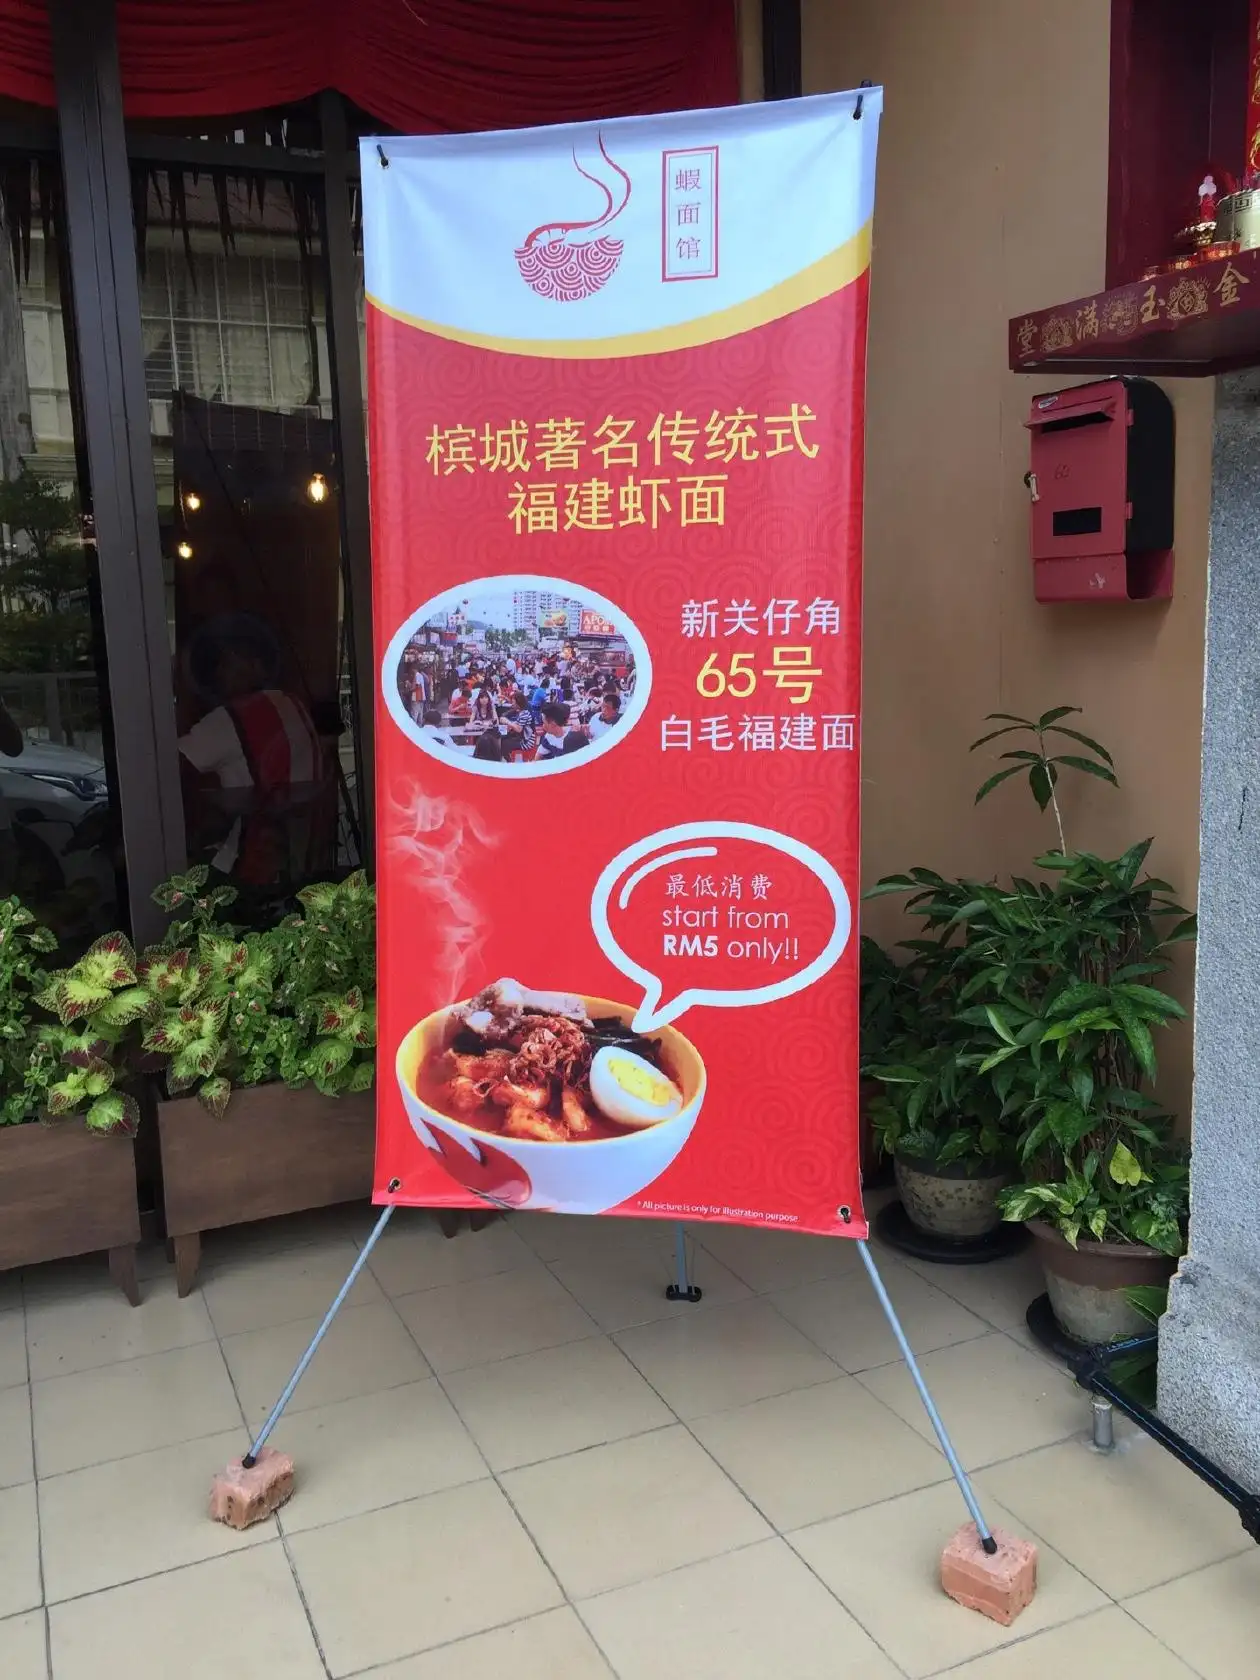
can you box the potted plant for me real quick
[137,868,378,1294]
[864,935,1015,1241]
[857,936,911,1186]
[959,710,1194,1342]
[0,900,142,1300]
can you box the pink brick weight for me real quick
[940,1523,1038,1625]
[209,1448,295,1530]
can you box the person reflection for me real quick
[177,614,325,893]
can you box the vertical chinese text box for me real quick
[662,147,719,282]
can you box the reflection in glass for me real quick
[135,170,362,912]
[0,163,125,946]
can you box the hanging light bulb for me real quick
[306,472,329,504]
[176,539,194,561]
[183,489,202,513]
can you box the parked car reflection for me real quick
[0,729,118,941]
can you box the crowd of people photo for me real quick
[397,633,636,770]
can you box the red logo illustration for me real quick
[515,135,631,302]
[422,1123,534,1209]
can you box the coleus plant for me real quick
[0,896,64,1127]
[0,866,377,1129]
[139,867,376,1115]
[29,931,153,1135]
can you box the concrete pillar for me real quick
[1158,368,1260,1493]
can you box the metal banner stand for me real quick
[236,1206,997,1550]
[241,1204,396,1470]
[665,1220,703,1302]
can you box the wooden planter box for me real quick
[0,1121,142,1303]
[158,1085,375,1295]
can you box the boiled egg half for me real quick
[589,1047,683,1130]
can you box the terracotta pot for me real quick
[894,1155,1009,1239]
[1027,1217,1176,1345]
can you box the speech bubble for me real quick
[591,822,852,1031]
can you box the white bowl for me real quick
[395,994,706,1215]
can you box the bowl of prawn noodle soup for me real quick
[395,988,705,1214]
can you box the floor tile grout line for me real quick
[236,1366,442,1435]
[504,1239,923,1674]
[439,1416,682,1483]
[919,1602,1124,1678]
[31,1535,290,1615]
[1114,1601,1213,1680]
[26,1325,240,1403]
[18,1280,53,1680]
[17,1216,1241,1680]
[785,1498,1116,1680]
[379,1280,589,1659]
[276,1468,491,1542]
[23,1329,222,1390]
[336,1603,623,1680]
[626,1337,918,1679]
[229,1221,1045,1542]
[753,1285,1001,1381]
[25,1419,265,1492]
[367,1227,700,1678]
[275,1524,335,1680]
[29,1368,250,1485]
[1118,1544,1260,1604]
[774,1538,914,1679]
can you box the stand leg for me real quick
[665,1221,702,1303]
[241,1204,396,1468]
[1091,1396,1115,1452]
[857,1240,997,1554]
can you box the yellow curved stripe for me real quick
[367,224,871,359]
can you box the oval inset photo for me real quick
[382,574,652,778]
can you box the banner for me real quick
[363,89,881,1237]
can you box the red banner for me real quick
[363,93,881,1237]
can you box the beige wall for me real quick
[803,0,1212,1121]
[737,0,763,102]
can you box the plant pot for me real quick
[158,1085,374,1295]
[0,1120,141,1302]
[1026,1217,1176,1345]
[894,1155,1009,1240]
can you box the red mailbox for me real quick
[1025,376,1174,603]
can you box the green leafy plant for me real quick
[858,934,924,1070]
[870,709,1193,1254]
[139,867,376,1114]
[861,934,1012,1175]
[1105,1283,1168,1406]
[0,864,378,1130]
[971,705,1117,853]
[28,932,151,1134]
[0,896,64,1126]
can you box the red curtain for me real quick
[0,0,738,128]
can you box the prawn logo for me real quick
[514,134,632,302]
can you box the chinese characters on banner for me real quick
[362,90,882,1237]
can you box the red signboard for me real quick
[362,93,880,1236]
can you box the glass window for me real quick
[0,154,127,949]
[133,166,363,917]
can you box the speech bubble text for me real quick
[591,822,852,1030]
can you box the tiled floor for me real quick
[1,1203,1256,1679]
